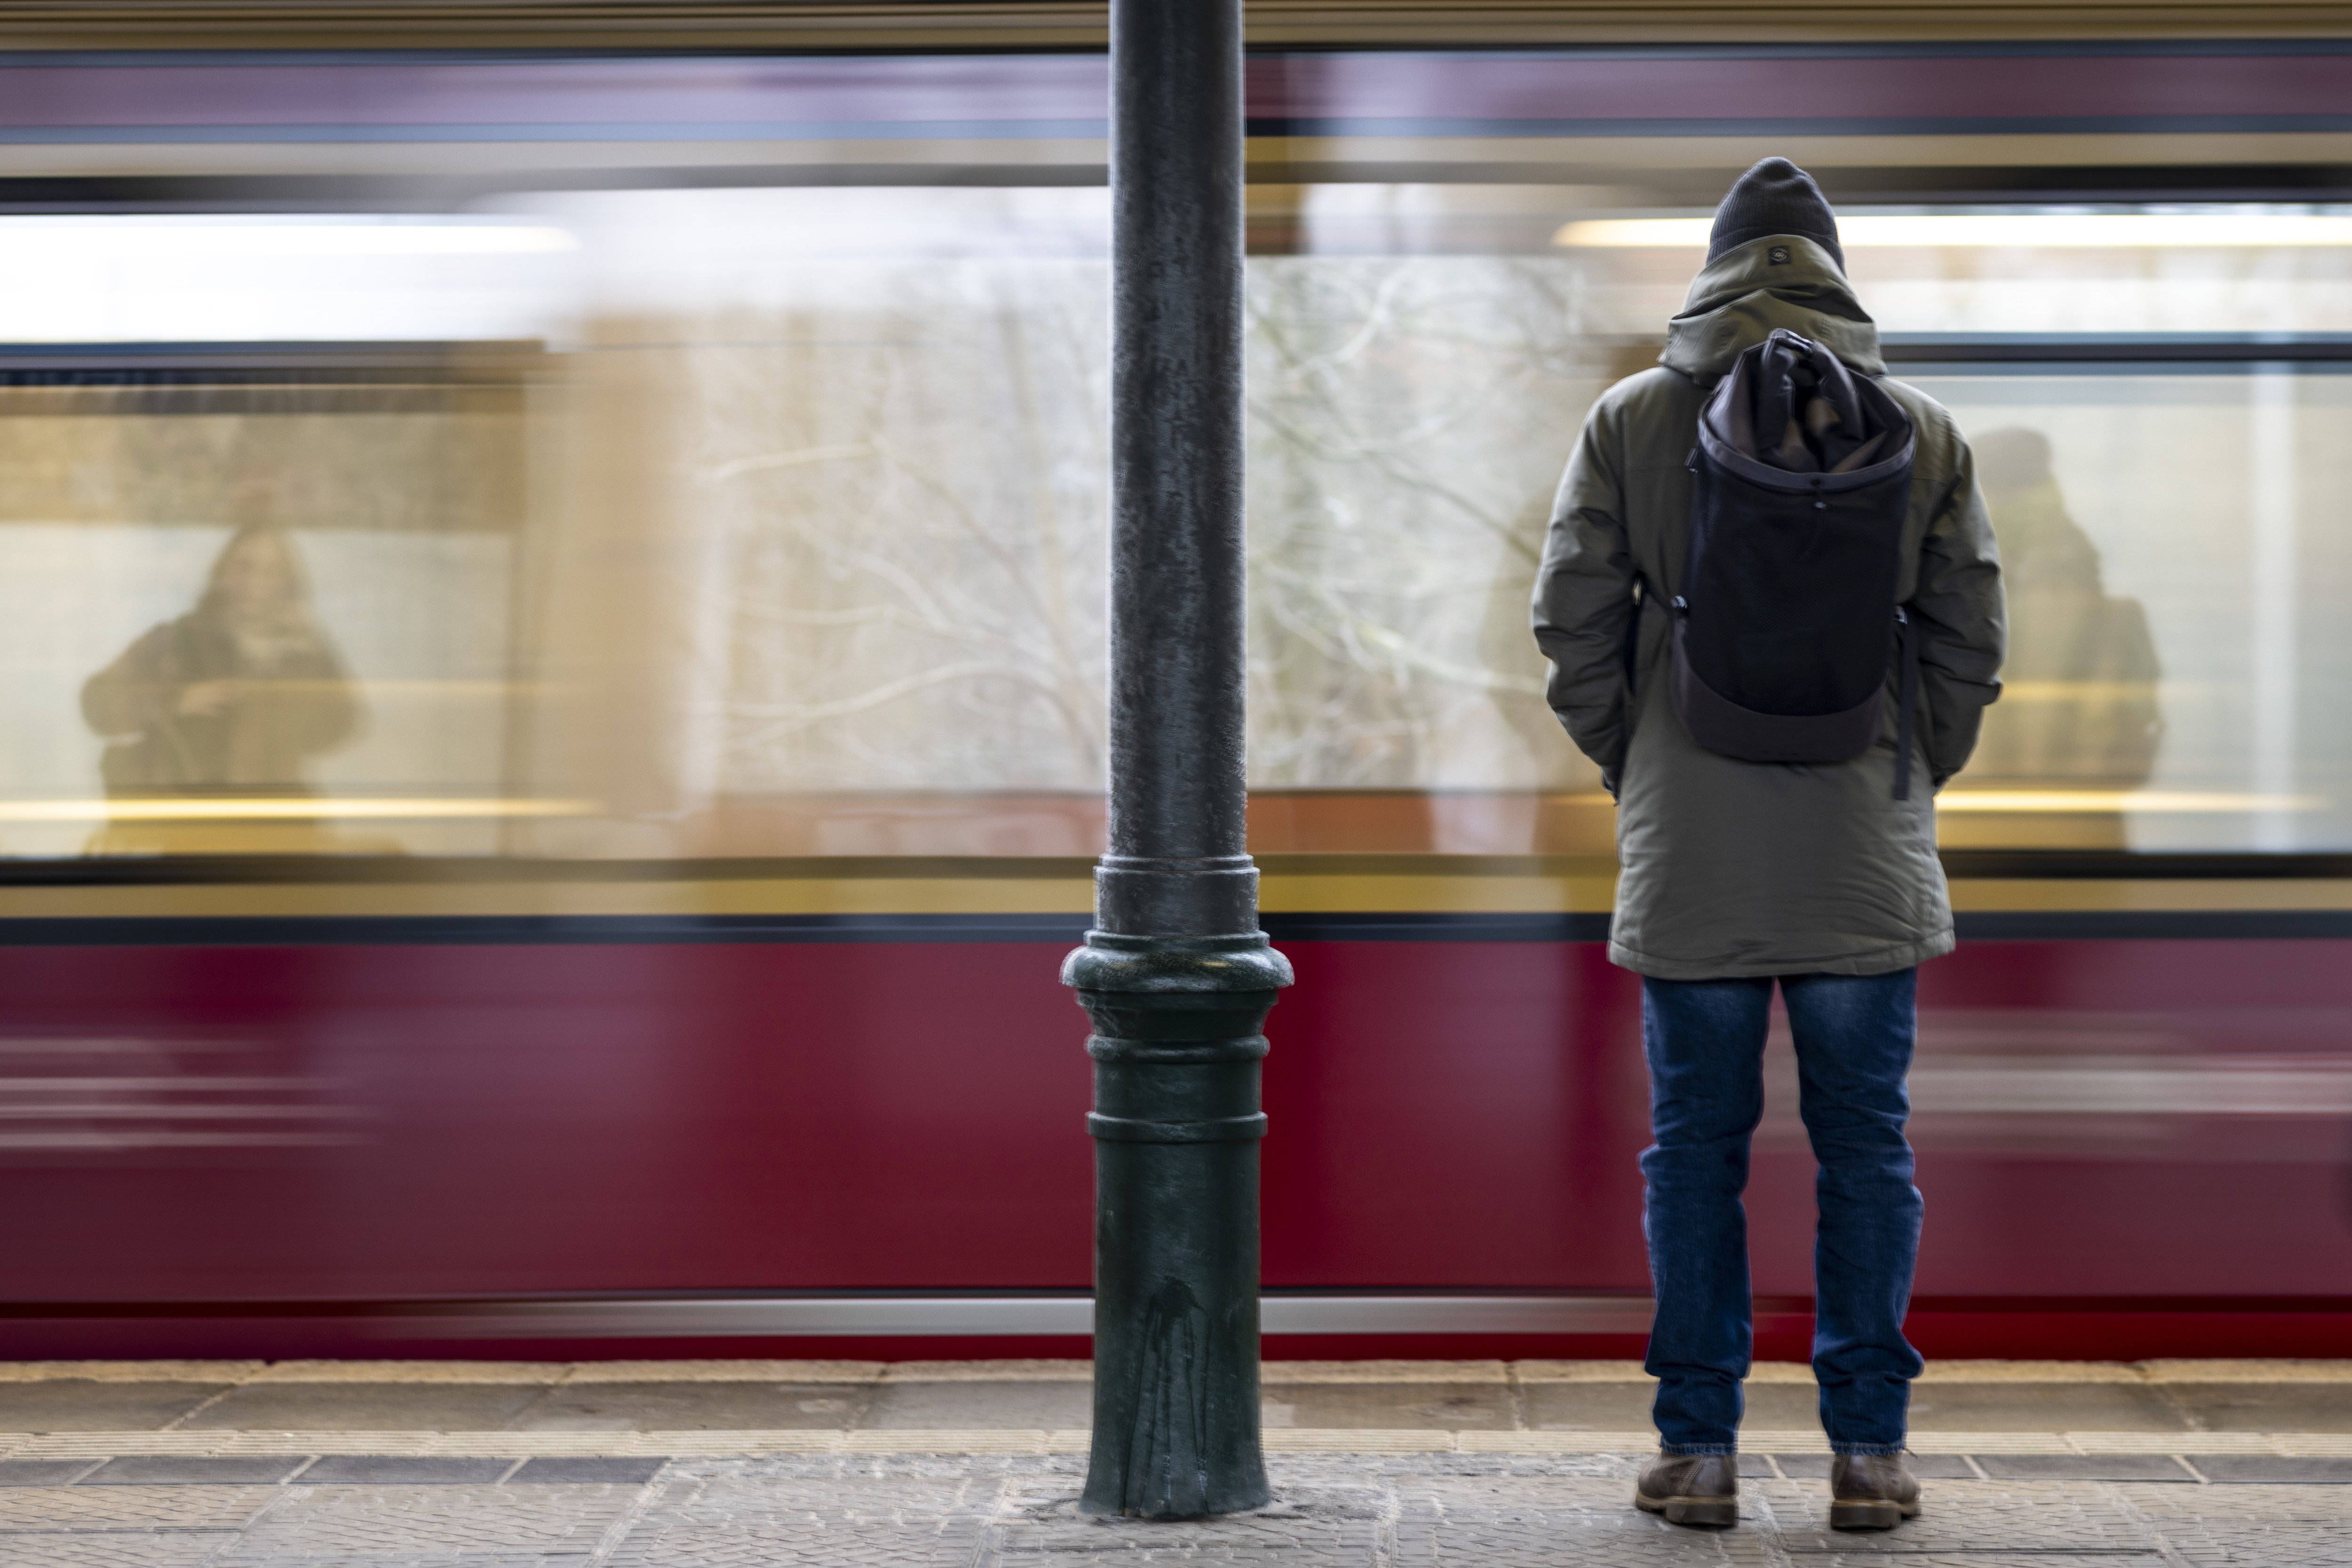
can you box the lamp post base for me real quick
[1065,931,1292,1519]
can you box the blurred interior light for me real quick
[1553,213,2352,248]
[1934,791,2323,813]
[0,216,575,257]
[0,214,578,339]
[0,799,593,821]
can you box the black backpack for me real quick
[1666,328,1923,797]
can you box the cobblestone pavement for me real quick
[0,1361,2345,1565]
[5,1450,2352,1567]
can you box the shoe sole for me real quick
[1829,1498,1920,1532]
[1636,1492,1739,1528]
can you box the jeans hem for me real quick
[1658,1443,1738,1457]
[1828,1442,1908,1457]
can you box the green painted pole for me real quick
[1062,0,1291,1520]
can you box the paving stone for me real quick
[1903,1381,2192,1433]
[0,1460,99,1486]
[696,1455,1072,1484]
[609,1469,1001,1568]
[1908,1457,1985,1482]
[2187,1456,2352,1484]
[1394,1473,1641,1517]
[1974,1454,2197,1481]
[220,1481,637,1557]
[0,1380,231,1432]
[185,1382,548,1432]
[1731,1381,1832,1433]
[1421,1454,1641,1481]
[616,1521,990,1567]
[82,1456,310,1486]
[989,1486,1393,1565]
[222,1559,592,1568]
[1390,1473,1772,1565]
[2145,1518,2352,1568]
[1391,1508,1764,1567]
[507,1457,668,1485]
[1790,1559,2165,1567]
[510,1380,872,1432]
[1519,1375,2170,1444]
[1519,1380,1659,1433]
[217,1559,590,1568]
[1751,1476,2157,1553]
[1258,1381,1515,1432]
[295,1456,520,1485]
[1431,1473,1724,1521]
[3,1536,245,1567]
[675,1470,1004,1504]
[1766,1453,1976,1479]
[858,1380,1091,1430]
[0,1484,278,1529]
[2165,1384,2352,1433]
[2122,1482,2352,1520]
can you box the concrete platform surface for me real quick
[0,1359,2343,1564]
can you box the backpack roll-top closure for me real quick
[1669,328,1919,776]
[1692,396,1915,492]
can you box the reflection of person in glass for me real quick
[82,525,360,805]
[1966,428,2161,817]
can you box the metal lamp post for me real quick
[1060,0,1291,1521]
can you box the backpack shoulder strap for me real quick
[1892,605,1922,801]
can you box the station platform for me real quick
[0,1357,2345,1563]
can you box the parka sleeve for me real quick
[1911,436,2007,788]
[1531,400,1640,794]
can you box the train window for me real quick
[5,192,2349,861]
[1908,361,2341,857]
[0,341,540,858]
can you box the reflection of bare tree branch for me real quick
[1275,264,1416,377]
[748,604,914,627]
[871,440,1052,624]
[669,261,1111,794]
[697,442,877,485]
[1296,449,1534,572]
[996,302,1106,773]
[1244,255,1597,787]
[734,601,1031,661]
[1261,562,1534,691]
[1346,617,1546,696]
[659,249,1587,799]
[731,659,1062,736]
[792,534,961,649]
[1252,352,1541,569]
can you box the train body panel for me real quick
[1,921,2343,1354]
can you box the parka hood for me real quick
[1660,235,1883,384]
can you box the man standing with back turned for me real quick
[1533,160,2005,1531]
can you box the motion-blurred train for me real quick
[0,13,2347,1361]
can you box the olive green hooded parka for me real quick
[1533,235,2006,979]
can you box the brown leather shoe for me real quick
[1829,1452,1922,1530]
[1634,1452,1738,1528]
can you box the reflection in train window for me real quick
[1913,367,2341,855]
[0,345,535,856]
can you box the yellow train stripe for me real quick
[0,869,2344,921]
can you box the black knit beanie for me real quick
[1708,157,1843,269]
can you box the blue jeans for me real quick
[1640,969,1924,1456]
